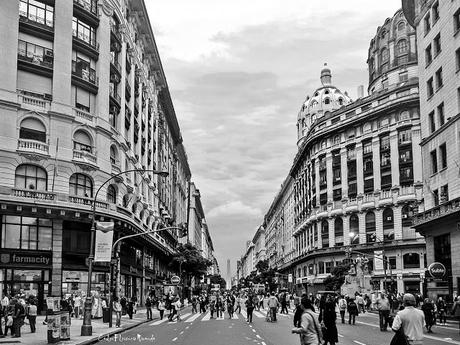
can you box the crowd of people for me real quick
[0,294,37,338]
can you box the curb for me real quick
[74,318,152,345]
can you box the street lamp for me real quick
[81,169,168,336]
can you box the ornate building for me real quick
[290,9,426,295]
[0,0,197,312]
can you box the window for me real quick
[380,135,390,151]
[19,0,54,27]
[398,21,406,31]
[380,48,389,71]
[325,262,333,274]
[1,216,52,251]
[440,143,447,169]
[364,158,373,174]
[456,48,460,72]
[110,145,117,165]
[424,12,431,35]
[324,98,330,105]
[383,208,394,230]
[432,1,439,23]
[72,56,97,85]
[335,218,343,237]
[398,129,412,144]
[350,215,359,244]
[17,40,53,69]
[365,211,376,243]
[399,148,412,163]
[400,167,413,182]
[69,173,93,197]
[436,103,445,127]
[433,189,439,206]
[107,185,116,204]
[427,77,434,98]
[430,150,438,174]
[347,146,356,160]
[15,164,47,190]
[397,39,408,55]
[455,8,460,33]
[363,141,372,155]
[441,184,449,203]
[321,221,329,248]
[333,188,341,201]
[402,205,413,227]
[19,117,46,142]
[433,34,441,56]
[425,44,432,66]
[318,262,325,274]
[403,253,420,269]
[399,71,408,83]
[72,17,97,47]
[435,68,443,89]
[73,130,92,152]
[429,111,436,133]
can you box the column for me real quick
[326,152,333,202]
[51,0,74,114]
[358,212,366,244]
[317,221,323,249]
[51,219,63,296]
[356,143,364,195]
[393,206,403,240]
[375,209,383,241]
[343,215,350,245]
[411,126,423,182]
[390,130,400,186]
[372,137,381,190]
[328,218,335,248]
[315,159,320,208]
[340,148,348,197]
[119,28,128,132]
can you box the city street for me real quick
[98,306,460,345]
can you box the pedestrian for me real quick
[391,293,425,345]
[338,295,347,324]
[356,293,365,314]
[120,296,127,316]
[235,294,242,314]
[347,297,359,325]
[4,303,13,337]
[158,298,165,320]
[319,295,338,345]
[174,297,182,321]
[451,296,460,334]
[292,296,323,345]
[253,295,260,312]
[74,294,81,319]
[191,295,198,314]
[26,299,37,333]
[376,293,391,331]
[216,296,223,319]
[436,297,447,325]
[113,297,122,328]
[268,292,280,322]
[281,292,289,314]
[421,298,435,333]
[127,297,134,319]
[227,294,235,319]
[12,298,25,338]
[293,296,304,327]
[245,295,254,323]
[145,295,153,320]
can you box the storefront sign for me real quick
[94,222,114,262]
[0,251,52,266]
[428,262,446,279]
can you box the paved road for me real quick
[97,307,460,345]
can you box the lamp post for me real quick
[81,169,168,336]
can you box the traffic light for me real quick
[178,223,188,238]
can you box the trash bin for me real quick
[103,307,110,323]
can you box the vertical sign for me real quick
[94,222,114,262]
[374,250,384,271]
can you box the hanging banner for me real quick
[94,222,114,262]
[374,250,384,271]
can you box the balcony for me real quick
[73,0,99,27]
[17,139,49,159]
[110,23,122,51]
[72,149,97,169]
[73,107,94,122]
[17,92,51,112]
[71,60,98,94]
[12,188,55,201]
[69,195,108,209]
[19,12,54,41]
[110,58,122,81]
[72,30,99,60]
[17,42,53,78]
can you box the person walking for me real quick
[174,297,182,321]
[347,297,359,325]
[356,293,365,314]
[26,300,37,333]
[338,296,347,324]
[436,297,447,325]
[145,295,153,320]
[293,296,304,327]
[113,297,122,328]
[451,297,460,334]
[158,298,165,320]
[421,298,435,333]
[73,294,81,319]
[268,292,280,322]
[292,297,323,345]
[12,298,25,338]
[281,292,289,314]
[216,296,223,319]
[127,297,134,319]
[235,294,242,314]
[227,294,235,319]
[319,295,338,345]
[245,295,255,323]
[392,293,425,345]
[209,299,216,319]
[191,295,198,314]
[376,293,391,331]
[253,295,260,312]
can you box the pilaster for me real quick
[372,137,381,190]
[375,208,383,242]
[328,218,335,248]
[390,130,400,186]
[51,219,63,296]
[343,215,350,245]
[326,152,333,202]
[340,147,348,197]
[356,143,364,195]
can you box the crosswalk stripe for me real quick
[232,313,239,320]
[150,318,168,326]
[241,310,247,318]
[185,313,201,323]
[202,312,211,321]
[253,311,265,318]
[180,312,192,320]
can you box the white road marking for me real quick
[172,337,178,342]
[149,318,168,326]
[252,329,256,333]
[256,334,262,339]
[262,342,267,345]
[201,312,211,321]
[353,341,366,345]
[253,311,265,318]
[179,313,192,321]
[232,314,239,319]
[338,334,344,338]
[185,313,201,323]
[241,310,247,318]
[180,331,184,335]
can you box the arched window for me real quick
[321,220,329,248]
[73,130,92,153]
[324,98,330,105]
[338,98,343,105]
[19,118,46,142]
[333,135,340,145]
[403,253,420,269]
[140,209,145,220]
[397,39,408,55]
[383,208,394,240]
[69,173,93,197]
[350,214,359,244]
[15,164,47,190]
[310,100,318,108]
[303,266,308,277]
[110,145,118,165]
[107,184,117,204]
[365,211,376,243]
[402,204,413,227]
[399,111,410,121]
[122,194,130,208]
[398,21,406,31]
[381,48,389,63]
[324,90,330,95]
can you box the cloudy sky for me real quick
[146,0,401,276]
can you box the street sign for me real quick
[428,262,446,279]
[171,275,181,284]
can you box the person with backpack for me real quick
[26,299,37,333]
[347,297,359,325]
[292,296,323,345]
[12,298,25,338]
[245,295,255,323]
[338,296,347,324]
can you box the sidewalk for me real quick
[0,308,156,345]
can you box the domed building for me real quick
[297,64,352,147]
[288,9,426,296]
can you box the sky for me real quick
[146,0,402,277]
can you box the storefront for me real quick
[61,270,110,296]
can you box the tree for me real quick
[256,259,269,273]
[323,263,351,291]
[170,243,213,279]
[209,274,226,289]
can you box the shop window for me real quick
[19,117,46,143]
[69,173,93,197]
[1,216,52,251]
[403,253,420,269]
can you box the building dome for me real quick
[297,64,352,146]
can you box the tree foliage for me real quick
[323,263,350,291]
[170,243,213,278]
[209,274,226,289]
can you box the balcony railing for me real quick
[74,107,94,122]
[400,185,414,196]
[17,138,49,155]
[17,93,51,111]
[12,188,55,201]
[73,149,97,165]
[381,190,392,199]
[72,61,98,86]
[69,195,108,209]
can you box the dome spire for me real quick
[320,63,332,86]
